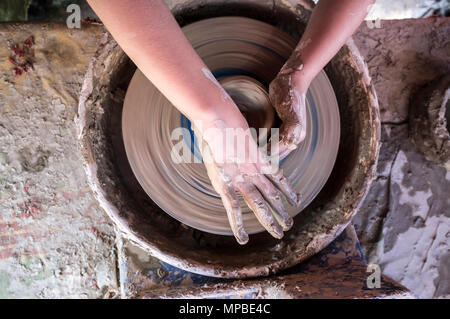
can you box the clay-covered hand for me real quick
[195,119,301,244]
[269,50,308,159]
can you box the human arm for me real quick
[270,0,375,157]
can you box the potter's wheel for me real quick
[122,17,340,236]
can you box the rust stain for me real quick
[7,35,35,77]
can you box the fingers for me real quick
[267,133,290,161]
[251,175,293,231]
[269,67,307,157]
[219,184,249,245]
[200,136,298,244]
[235,181,284,239]
[202,146,249,244]
[276,90,307,155]
[279,121,305,155]
[267,122,303,160]
[267,167,302,207]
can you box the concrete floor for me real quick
[0,2,449,299]
[0,24,119,298]
[351,18,450,298]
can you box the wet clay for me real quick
[409,74,450,169]
[220,76,275,138]
[269,48,307,155]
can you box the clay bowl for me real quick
[220,76,275,140]
[77,0,380,278]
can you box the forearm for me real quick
[87,0,242,127]
[293,0,374,86]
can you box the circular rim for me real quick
[77,6,381,279]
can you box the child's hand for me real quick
[269,51,309,159]
[194,115,300,244]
